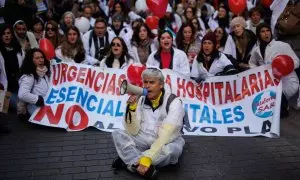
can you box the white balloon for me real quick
[75,17,90,34]
[135,0,148,12]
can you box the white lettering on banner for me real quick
[29,63,282,137]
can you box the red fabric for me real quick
[161,51,171,69]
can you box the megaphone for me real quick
[120,80,148,96]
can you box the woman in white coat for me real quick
[0,25,25,110]
[223,16,257,72]
[146,30,190,77]
[130,23,157,65]
[191,32,237,83]
[18,48,50,115]
[249,23,300,118]
[55,26,98,65]
[100,37,134,69]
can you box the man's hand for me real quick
[136,164,149,176]
[238,63,250,69]
[127,95,137,105]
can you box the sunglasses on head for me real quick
[46,27,56,31]
[111,42,121,47]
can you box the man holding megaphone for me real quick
[112,68,185,179]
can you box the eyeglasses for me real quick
[111,42,121,47]
[46,27,56,31]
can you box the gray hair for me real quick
[142,68,165,84]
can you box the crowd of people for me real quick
[0,0,300,178]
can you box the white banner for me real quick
[29,62,282,138]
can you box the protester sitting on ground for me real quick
[214,27,228,52]
[112,67,185,179]
[191,32,237,83]
[55,26,97,65]
[44,20,63,49]
[18,48,50,115]
[249,23,300,118]
[83,17,116,62]
[13,20,39,52]
[146,29,190,77]
[59,11,75,35]
[246,7,264,35]
[0,24,25,110]
[130,23,157,65]
[176,22,201,68]
[99,37,134,69]
[223,16,257,72]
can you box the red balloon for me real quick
[261,0,273,8]
[272,55,294,79]
[39,38,55,60]
[146,0,168,18]
[228,0,247,15]
[127,63,146,87]
[145,16,159,30]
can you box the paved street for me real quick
[1,109,300,180]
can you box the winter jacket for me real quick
[18,74,49,114]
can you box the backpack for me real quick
[166,94,190,134]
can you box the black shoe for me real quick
[112,157,126,170]
[143,166,159,180]
[0,125,12,134]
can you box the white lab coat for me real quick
[146,48,190,77]
[18,74,50,114]
[83,30,116,59]
[0,50,25,90]
[249,39,300,99]
[190,53,233,80]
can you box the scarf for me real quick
[235,32,250,60]
[136,38,151,65]
[36,66,48,78]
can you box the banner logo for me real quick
[252,90,276,118]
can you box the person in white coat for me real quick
[249,23,300,118]
[112,68,185,179]
[108,13,133,48]
[83,17,116,62]
[18,48,50,115]
[99,37,134,69]
[56,26,98,65]
[13,20,39,52]
[208,5,230,33]
[191,32,237,82]
[246,7,264,35]
[146,30,190,77]
[223,16,257,72]
[0,24,25,110]
[130,23,157,65]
